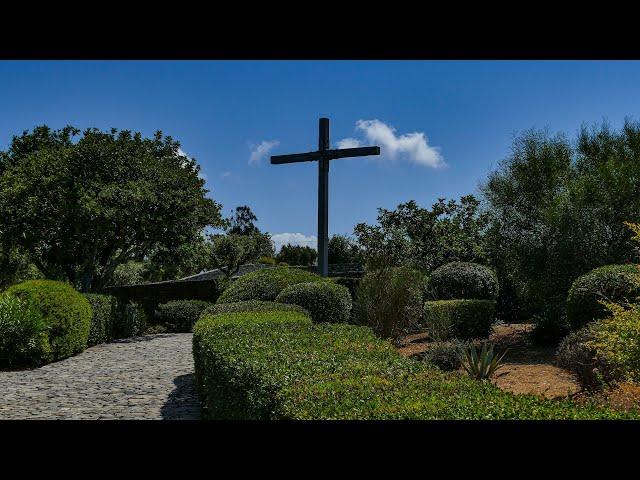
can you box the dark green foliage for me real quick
[354,195,489,272]
[192,310,633,419]
[353,266,424,341]
[530,300,570,345]
[112,301,147,339]
[423,300,496,340]
[276,244,317,266]
[328,234,362,265]
[483,122,640,324]
[275,281,352,324]
[201,300,310,318]
[208,233,273,278]
[155,300,214,332]
[566,264,640,330]
[331,277,361,300]
[84,294,116,347]
[556,328,600,388]
[427,262,499,301]
[5,280,91,362]
[421,340,468,371]
[0,293,50,367]
[0,126,223,292]
[217,267,326,304]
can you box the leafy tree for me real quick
[354,195,489,272]
[328,234,363,265]
[482,121,640,322]
[0,126,223,292]
[207,233,265,278]
[276,244,317,267]
[227,205,259,235]
[109,261,147,286]
[0,245,43,290]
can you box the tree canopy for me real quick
[0,126,223,292]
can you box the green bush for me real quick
[276,281,351,324]
[556,328,600,388]
[201,300,309,318]
[353,266,424,341]
[586,302,640,384]
[5,280,91,362]
[427,262,499,301]
[84,294,116,347]
[155,300,214,332]
[112,301,147,338]
[192,309,633,419]
[0,293,51,367]
[566,264,640,330]
[423,299,496,340]
[421,340,468,371]
[216,266,326,304]
[331,277,361,300]
[530,299,570,346]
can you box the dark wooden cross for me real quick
[271,118,380,277]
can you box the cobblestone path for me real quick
[0,333,200,420]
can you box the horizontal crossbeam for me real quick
[271,146,380,165]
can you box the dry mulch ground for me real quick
[398,323,581,399]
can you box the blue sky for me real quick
[1,60,640,250]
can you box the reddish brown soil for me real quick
[398,323,581,399]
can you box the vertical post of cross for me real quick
[317,117,330,277]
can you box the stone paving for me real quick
[0,333,200,420]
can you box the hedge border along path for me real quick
[193,310,639,420]
[0,333,199,420]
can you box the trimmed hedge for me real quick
[216,267,326,304]
[202,300,310,318]
[276,281,352,324]
[5,280,91,362]
[155,300,214,333]
[0,292,50,367]
[192,310,633,419]
[423,299,496,340]
[85,294,116,347]
[427,262,499,301]
[566,264,640,330]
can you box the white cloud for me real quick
[271,233,317,252]
[336,137,362,149]
[249,140,280,165]
[198,171,207,181]
[220,171,232,178]
[338,119,446,168]
[178,148,190,158]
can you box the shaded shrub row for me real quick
[0,280,147,368]
[192,307,634,419]
[422,299,496,340]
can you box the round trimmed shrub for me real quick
[155,300,214,332]
[566,264,640,330]
[276,282,352,324]
[84,294,116,347]
[423,299,496,340]
[5,280,91,362]
[0,292,51,367]
[421,340,468,371]
[201,300,310,319]
[217,267,326,304]
[427,262,499,301]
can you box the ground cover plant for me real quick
[193,309,636,420]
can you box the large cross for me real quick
[271,118,380,277]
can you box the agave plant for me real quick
[459,342,508,380]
